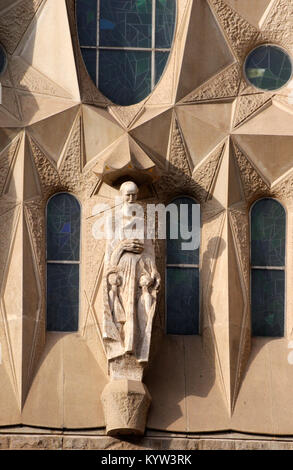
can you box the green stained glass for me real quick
[98,50,151,106]
[100,0,152,48]
[245,45,292,91]
[166,268,199,335]
[251,198,285,267]
[0,44,6,75]
[156,0,176,48]
[47,193,81,261]
[76,0,97,46]
[251,269,284,337]
[47,264,79,332]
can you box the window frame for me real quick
[249,197,287,338]
[165,195,201,336]
[76,0,176,94]
[45,191,82,333]
[243,43,293,92]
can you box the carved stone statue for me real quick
[101,181,160,435]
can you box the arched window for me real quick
[166,197,200,335]
[76,0,176,106]
[251,198,286,337]
[46,193,81,332]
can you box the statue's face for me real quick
[120,182,138,204]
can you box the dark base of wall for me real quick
[0,428,293,450]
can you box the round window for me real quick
[244,45,292,91]
[0,43,7,75]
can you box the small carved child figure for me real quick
[107,272,126,336]
[137,272,154,342]
[138,273,153,313]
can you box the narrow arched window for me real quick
[166,197,200,335]
[251,198,286,337]
[46,193,81,332]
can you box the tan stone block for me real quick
[234,440,292,450]
[9,435,62,450]
[199,439,235,450]
[0,436,10,449]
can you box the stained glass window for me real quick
[46,193,81,332]
[245,45,292,91]
[0,44,7,75]
[166,197,200,335]
[76,0,176,105]
[251,198,286,337]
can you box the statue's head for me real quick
[120,181,138,204]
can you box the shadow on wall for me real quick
[0,0,40,414]
[144,159,228,430]
[0,0,40,126]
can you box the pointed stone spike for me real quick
[176,104,232,167]
[82,105,124,166]
[0,136,20,196]
[227,217,246,412]
[0,0,43,54]
[234,102,293,136]
[22,213,41,407]
[18,0,80,100]
[130,109,173,165]
[224,0,274,29]
[209,0,258,60]
[4,132,25,200]
[210,140,230,208]
[0,128,19,153]
[128,136,157,171]
[227,140,244,207]
[23,134,41,200]
[234,134,293,187]
[2,207,23,408]
[176,0,234,102]
[28,105,80,164]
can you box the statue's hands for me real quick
[121,239,144,254]
[152,271,161,291]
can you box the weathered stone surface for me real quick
[9,435,62,450]
[102,379,151,436]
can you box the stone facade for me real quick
[0,0,293,447]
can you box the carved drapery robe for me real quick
[102,211,159,362]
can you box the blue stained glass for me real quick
[167,197,200,265]
[166,267,199,335]
[100,0,152,48]
[155,52,169,84]
[81,48,96,84]
[251,269,284,337]
[99,50,151,105]
[76,0,176,106]
[245,45,292,91]
[47,193,81,261]
[251,199,285,267]
[76,0,97,46]
[0,44,6,75]
[156,0,176,48]
[47,264,79,332]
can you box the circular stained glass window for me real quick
[0,43,7,75]
[244,45,292,91]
